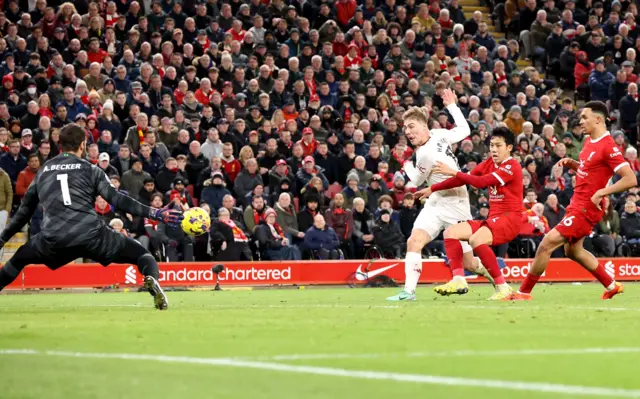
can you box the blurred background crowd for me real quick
[1,0,640,262]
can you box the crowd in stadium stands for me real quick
[2,0,640,262]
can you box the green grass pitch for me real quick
[1,283,640,399]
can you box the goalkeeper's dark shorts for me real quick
[10,229,149,270]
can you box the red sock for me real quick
[474,244,506,285]
[444,238,465,277]
[519,274,540,294]
[591,263,614,289]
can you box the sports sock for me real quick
[0,261,24,291]
[473,244,506,285]
[137,253,160,280]
[590,263,615,290]
[403,252,422,294]
[443,239,465,277]
[519,274,540,294]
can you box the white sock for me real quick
[606,282,616,291]
[404,252,422,294]
[452,275,467,284]
[474,256,484,271]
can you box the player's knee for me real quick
[443,228,456,240]
[468,234,485,249]
[407,232,428,251]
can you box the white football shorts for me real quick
[414,198,473,253]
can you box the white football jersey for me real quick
[404,104,471,203]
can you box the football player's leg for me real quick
[387,228,431,301]
[565,238,622,299]
[0,239,46,291]
[513,228,567,299]
[116,237,167,310]
[462,248,496,288]
[435,222,474,296]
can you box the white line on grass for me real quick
[0,348,639,398]
[253,347,640,361]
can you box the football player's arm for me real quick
[450,171,502,189]
[404,151,431,186]
[0,182,38,243]
[444,103,471,144]
[599,164,637,197]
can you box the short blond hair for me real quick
[402,106,430,124]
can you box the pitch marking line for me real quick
[251,347,640,361]
[1,349,639,397]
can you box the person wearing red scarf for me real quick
[211,207,252,261]
[431,44,451,71]
[385,79,401,109]
[255,208,301,260]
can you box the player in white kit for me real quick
[387,89,495,301]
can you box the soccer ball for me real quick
[181,207,211,236]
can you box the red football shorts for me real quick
[467,212,527,246]
[555,207,596,244]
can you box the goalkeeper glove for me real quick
[151,206,184,228]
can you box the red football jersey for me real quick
[570,132,628,222]
[472,156,524,217]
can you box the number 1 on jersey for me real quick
[57,173,72,205]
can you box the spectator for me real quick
[303,214,341,259]
[342,173,368,209]
[539,175,563,204]
[296,155,329,192]
[158,192,195,262]
[618,83,640,141]
[588,59,615,102]
[625,147,640,174]
[234,158,263,206]
[0,139,27,185]
[200,171,232,211]
[352,197,376,257]
[243,194,270,236]
[94,195,118,224]
[324,192,354,258]
[621,200,640,246]
[593,196,621,257]
[121,158,152,201]
[373,209,405,258]
[521,202,550,238]
[275,192,304,241]
[210,207,252,261]
[543,193,565,229]
[137,141,163,178]
[348,155,373,186]
[0,167,12,248]
[255,208,301,260]
[16,154,40,198]
[366,174,388,213]
[141,194,164,255]
[110,144,136,177]
[298,194,321,234]
[201,129,224,160]
[156,157,189,194]
[398,193,418,240]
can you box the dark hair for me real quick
[59,123,87,152]
[583,101,609,120]
[27,153,39,161]
[490,127,515,147]
[525,187,537,195]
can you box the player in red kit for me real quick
[509,102,637,301]
[414,127,525,300]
